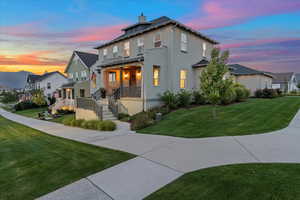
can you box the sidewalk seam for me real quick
[139,156,185,174]
[232,137,261,162]
[85,177,114,200]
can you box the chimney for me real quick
[138,13,146,23]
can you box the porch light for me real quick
[137,71,142,77]
[124,72,129,79]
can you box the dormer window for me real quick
[181,33,187,52]
[113,46,118,58]
[154,33,162,48]
[103,48,107,59]
[202,42,207,57]
[124,42,130,57]
[137,38,144,54]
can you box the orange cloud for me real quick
[0,51,66,66]
[0,65,65,74]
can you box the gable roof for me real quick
[271,72,294,84]
[228,64,273,78]
[64,51,98,73]
[95,16,218,49]
[28,71,66,83]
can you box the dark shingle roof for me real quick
[192,59,209,68]
[271,72,294,84]
[27,74,41,83]
[95,16,218,49]
[75,51,98,68]
[228,64,273,78]
[61,81,76,88]
[98,56,144,68]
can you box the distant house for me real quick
[193,61,273,95]
[296,74,300,88]
[0,71,30,90]
[271,72,298,93]
[25,71,68,98]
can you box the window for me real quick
[75,72,79,81]
[137,38,144,53]
[202,42,207,57]
[81,71,87,80]
[180,70,187,89]
[58,90,62,98]
[47,82,51,89]
[80,89,85,98]
[153,66,160,86]
[124,42,130,57]
[108,72,116,83]
[113,46,118,58]
[69,73,73,79]
[181,33,187,52]
[103,48,107,58]
[154,33,162,48]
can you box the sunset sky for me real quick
[0,0,300,74]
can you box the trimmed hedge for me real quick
[255,88,281,98]
[63,118,116,131]
[14,101,44,111]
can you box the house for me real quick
[52,51,98,113]
[271,72,298,93]
[25,72,68,98]
[0,71,30,90]
[91,14,218,115]
[192,62,273,95]
[296,73,300,89]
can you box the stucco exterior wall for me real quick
[38,74,68,97]
[74,80,91,98]
[119,98,144,115]
[235,75,273,95]
[75,108,99,120]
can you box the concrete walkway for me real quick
[1,108,300,200]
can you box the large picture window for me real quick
[180,70,187,89]
[181,33,187,52]
[153,66,160,86]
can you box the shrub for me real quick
[62,117,74,126]
[234,84,249,102]
[221,86,236,105]
[177,89,192,107]
[0,92,18,103]
[262,88,278,98]
[160,90,178,109]
[118,113,130,122]
[255,89,263,98]
[100,120,117,131]
[131,112,154,130]
[74,119,85,127]
[192,91,206,105]
[276,89,283,97]
[14,101,40,111]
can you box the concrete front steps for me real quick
[98,99,117,121]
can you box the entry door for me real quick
[129,70,137,87]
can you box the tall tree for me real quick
[200,48,230,118]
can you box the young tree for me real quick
[32,90,47,106]
[200,48,230,118]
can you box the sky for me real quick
[0,0,300,74]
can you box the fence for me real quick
[76,97,103,120]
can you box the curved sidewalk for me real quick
[1,108,300,200]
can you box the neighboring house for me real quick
[296,74,300,89]
[192,62,273,95]
[51,51,98,113]
[0,71,30,90]
[271,72,298,93]
[25,72,68,98]
[92,14,217,115]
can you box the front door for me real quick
[129,70,137,87]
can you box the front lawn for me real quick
[146,163,300,200]
[139,97,300,138]
[0,115,134,200]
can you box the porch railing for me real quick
[120,86,141,98]
[76,97,103,120]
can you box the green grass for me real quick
[0,115,134,200]
[50,113,75,124]
[139,97,300,138]
[14,107,48,118]
[146,163,300,200]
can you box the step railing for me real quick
[76,97,103,120]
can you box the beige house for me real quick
[91,15,217,115]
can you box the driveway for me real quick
[1,108,300,200]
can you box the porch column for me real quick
[120,67,123,97]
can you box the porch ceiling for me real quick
[98,56,144,69]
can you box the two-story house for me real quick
[52,51,98,113]
[92,15,217,115]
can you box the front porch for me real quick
[103,64,143,99]
[51,82,76,114]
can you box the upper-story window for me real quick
[154,33,162,48]
[69,73,73,79]
[202,42,207,57]
[103,48,107,59]
[81,71,87,80]
[47,82,51,89]
[181,33,187,52]
[75,72,79,81]
[137,38,144,54]
[113,46,118,58]
[124,42,130,57]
